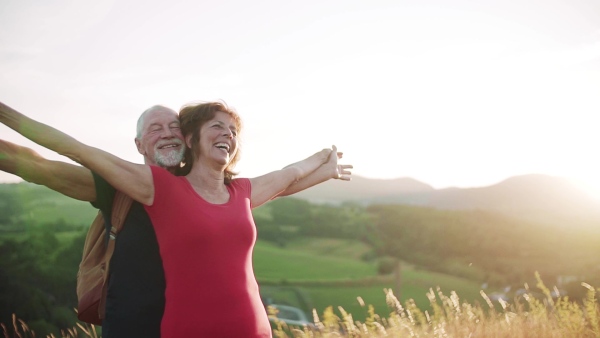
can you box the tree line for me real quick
[258,198,600,290]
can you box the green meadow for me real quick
[253,238,482,322]
[254,240,377,281]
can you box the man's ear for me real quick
[135,138,144,155]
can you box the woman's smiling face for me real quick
[194,111,239,167]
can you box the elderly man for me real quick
[0,101,351,338]
[1,104,185,338]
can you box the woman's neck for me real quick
[184,162,230,203]
[186,164,223,186]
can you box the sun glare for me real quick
[571,177,600,202]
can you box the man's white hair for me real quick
[136,105,173,138]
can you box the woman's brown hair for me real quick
[177,101,242,183]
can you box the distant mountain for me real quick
[293,174,600,227]
[292,175,434,203]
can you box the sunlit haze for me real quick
[1,0,599,198]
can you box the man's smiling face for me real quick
[135,107,185,168]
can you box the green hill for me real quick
[1,182,97,228]
[253,238,483,321]
[254,240,376,281]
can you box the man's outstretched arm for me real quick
[0,139,96,201]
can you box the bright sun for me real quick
[570,177,600,202]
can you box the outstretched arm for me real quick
[249,147,333,208]
[0,139,96,201]
[277,147,352,197]
[0,102,154,205]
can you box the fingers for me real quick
[329,145,352,180]
[339,164,352,173]
[335,164,353,180]
[337,172,352,180]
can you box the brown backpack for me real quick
[76,191,133,325]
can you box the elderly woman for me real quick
[0,100,351,337]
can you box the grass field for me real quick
[35,204,96,226]
[19,199,97,226]
[0,228,85,244]
[4,182,97,226]
[254,240,377,281]
[275,275,482,323]
[253,238,483,322]
[284,237,372,260]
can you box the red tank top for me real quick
[145,166,271,337]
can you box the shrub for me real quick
[376,257,397,275]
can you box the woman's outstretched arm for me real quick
[249,146,339,208]
[277,148,352,197]
[0,101,154,205]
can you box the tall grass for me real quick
[3,274,599,337]
[272,273,599,338]
[1,313,98,338]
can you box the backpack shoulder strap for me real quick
[98,190,134,317]
[109,191,134,239]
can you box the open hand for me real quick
[329,145,352,181]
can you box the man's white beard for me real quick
[155,147,185,168]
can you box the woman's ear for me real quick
[185,134,193,149]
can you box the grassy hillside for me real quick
[284,237,372,260]
[1,182,97,227]
[253,238,483,321]
[254,240,377,281]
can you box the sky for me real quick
[1,0,600,197]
